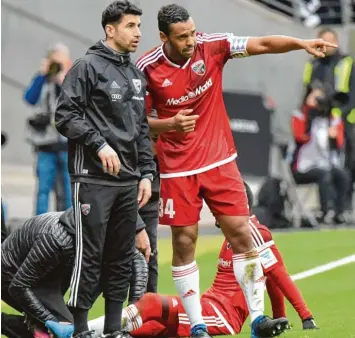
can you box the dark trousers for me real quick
[139,197,159,293]
[2,269,72,338]
[293,167,349,214]
[345,168,355,210]
[68,182,138,310]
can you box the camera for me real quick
[1,132,7,146]
[314,92,332,117]
[47,62,62,77]
[28,113,51,131]
[308,80,348,118]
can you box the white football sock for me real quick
[122,305,142,332]
[232,249,265,323]
[172,261,205,328]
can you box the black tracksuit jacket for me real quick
[55,40,156,186]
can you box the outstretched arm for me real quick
[266,277,286,319]
[246,36,337,58]
[264,245,313,321]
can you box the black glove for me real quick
[302,317,319,330]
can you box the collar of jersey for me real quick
[160,44,191,69]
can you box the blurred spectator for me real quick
[24,43,72,215]
[303,28,355,212]
[290,81,349,224]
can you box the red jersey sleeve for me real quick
[197,33,249,66]
[265,247,313,321]
[254,220,313,320]
[248,217,282,272]
[266,277,286,319]
[291,110,310,143]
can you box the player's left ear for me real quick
[105,24,116,38]
[159,31,168,43]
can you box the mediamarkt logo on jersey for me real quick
[166,78,213,105]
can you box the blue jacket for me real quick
[24,74,47,105]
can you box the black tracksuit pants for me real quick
[68,182,137,310]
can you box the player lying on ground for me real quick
[137,3,336,338]
[1,209,150,338]
[88,183,318,337]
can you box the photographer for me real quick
[303,28,355,212]
[290,81,349,224]
[24,43,72,215]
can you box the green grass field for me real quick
[2,228,355,337]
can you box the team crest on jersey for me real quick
[132,79,142,94]
[81,204,91,216]
[191,60,206,76]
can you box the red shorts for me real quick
[159,160,249,226]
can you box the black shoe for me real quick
[191,326,213,337]
[316,212,327,224]
[101,331,133,337]
[302,318,319,330]
[251,316,290,338]
[333,213,346,225]
[74,330,96,338]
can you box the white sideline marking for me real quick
[290,254,355,281]
[87,254,355,332]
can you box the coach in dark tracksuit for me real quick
[54,3,155,337]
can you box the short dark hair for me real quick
[244,181,254,210]
[101,0,142,30]
[317,27,338,39]
[157,4,190,35]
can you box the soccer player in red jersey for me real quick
[115,183,317,337]
[136,4,334,337]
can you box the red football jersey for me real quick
[136,33,249,177]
